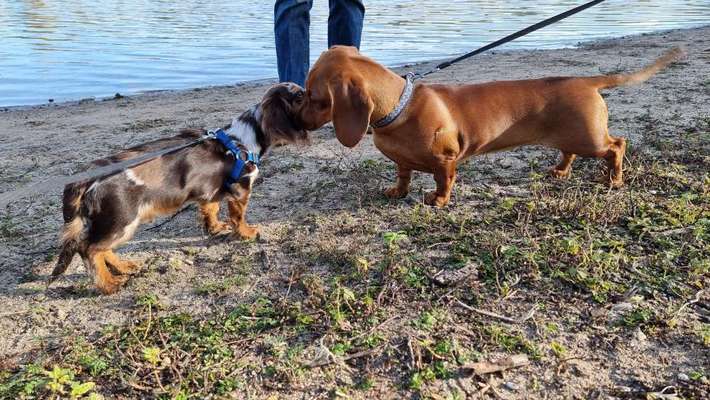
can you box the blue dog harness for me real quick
[212,129,260,187]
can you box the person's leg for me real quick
[328,0,365,48]
[274,0,313,86]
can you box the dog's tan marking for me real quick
[227,192,258,239]
[89,249,128,294]
[104,250,141,275]
[199,201,230,235]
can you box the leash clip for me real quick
[408,71,423,81]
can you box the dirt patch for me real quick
[1,27,708,399]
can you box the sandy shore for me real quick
[0,26,708,399]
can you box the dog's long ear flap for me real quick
[331,76,373,148]
[261,91,307,144]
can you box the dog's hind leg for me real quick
[104,250,140,275]
[425,163,456,208]
[550,152,577,179]
[88,248,128,294]
[384,165,412,199]
[199,201,230,235]
[604,137,626,188]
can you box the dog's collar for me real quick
[212,129,260,186]
[372,72,415,129]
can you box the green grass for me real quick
[2,116,708,399]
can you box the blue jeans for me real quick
[274,0,365,86]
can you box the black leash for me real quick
[0,135,213,209]
[410,0,607,79]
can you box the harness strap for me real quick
[213,129,260,187]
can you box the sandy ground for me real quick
[0,26,708,399]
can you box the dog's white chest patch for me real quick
[226,108,262,155]
[243,165,259,185]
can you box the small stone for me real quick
[608,302,634,322]
[616,386,632,393]
[53,307,67,320]
[611,302,634,313]
[503,382,519,391]
[677,373,689,381]
[632,328,647,342]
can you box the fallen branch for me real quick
[646,386,681,400]
[349,315,400,342]
[126,380,151,391]
[306,347,378,369]
[463,354,529,375]
[406,336,417,370]
[654,226,694,237]
[0,310,29,318]
[455,299,537,324]
[672,289,706,320]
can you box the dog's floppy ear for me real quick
[330,76,373,148]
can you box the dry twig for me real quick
[456,299,537,324]
[306,342,378,369]
[349,315,400,342]
[463,354,530,375]
[646,386,681,400]
[672,289,706,320]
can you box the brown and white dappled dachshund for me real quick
[294,46,684,207]
[49,83,307,294]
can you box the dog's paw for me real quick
[235,224,260,240]
[424,191,449,208]
[118,260,141,275]
[549,168,570,179]
[97,274,129,295]
[384,186,409,199]
[600,170,624,189]
[608,178,624,189]
[207,222,232,236]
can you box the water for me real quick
[0,0,708,107]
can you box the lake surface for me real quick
[1,0,708,106]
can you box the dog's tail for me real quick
[588,47,685,89]
[48,182,90,285]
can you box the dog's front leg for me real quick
[226,192,259,239]
[199,201,230,235]
[384,165,412,199]
[425,164,456,207]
